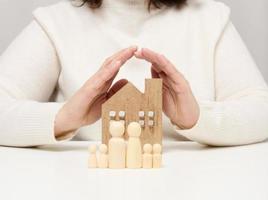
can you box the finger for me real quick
[84,46,136,95]
[115,46,138,65]
[151,65,173,89]
[135,48,184,82]
[99,60,122,84]
[134,48,165,68]
[102,45,138,67]
[159,71,190,94]
[83,60,122,93]
[99,46,137,81]
[151,66,160,78]
[151,64,162,74]
[151,64,177,89]
[106,68,119,84]
[158,71,173,88]
[107,79,129,99]
[100,68,120,92]
[151,61,190,94]
[142,48,176,75]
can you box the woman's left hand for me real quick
[135,48,200,129]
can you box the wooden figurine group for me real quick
[88,121,162,169]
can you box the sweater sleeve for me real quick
[0,20,76,147]
[175,21,268,146]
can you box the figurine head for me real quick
[99,144,108,153]
[109,120,125,137]
[143,144,153,154]
[153,144,162,154]
[89,145,97,153]
[127,122,141,137]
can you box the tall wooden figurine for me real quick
[126,122,142,168]
[108,120,126,169]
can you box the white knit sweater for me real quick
[0,0,268,147]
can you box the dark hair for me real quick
[79,0,187,10]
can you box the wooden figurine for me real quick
[98,144,108,168]
[153,144,162,168]
[126,122,142,169]
[142,144,153,169]
[102,79,163,146]
[88,145,97,168]
[108,120,126,169]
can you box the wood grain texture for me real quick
[102,79,162,146]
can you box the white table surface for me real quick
[1,140,268,200]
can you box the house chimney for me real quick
[144,79,162,109]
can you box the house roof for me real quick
[103,82,143,107]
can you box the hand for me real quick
[55,46,138,137]
[135,48,200,129]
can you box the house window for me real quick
[139,111,145,118]
[119,111,125,119]
[148,120,154,127]
[148,111,154,118]
[139,120,145,127]
[109,111,116,119]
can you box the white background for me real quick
[1,140,268,200]
[0,0,267,81]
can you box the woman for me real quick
[0,0,268,147]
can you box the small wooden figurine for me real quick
[88,145,97,168]
[126,122,142,169]
[153,144,162,168]
[98,144,108,168]
[108,120,126,169]
[142,144,153,169]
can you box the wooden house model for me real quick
[102,79,163,146]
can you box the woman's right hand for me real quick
[54,46,138,137]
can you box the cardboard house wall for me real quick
[102,79,163,145]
